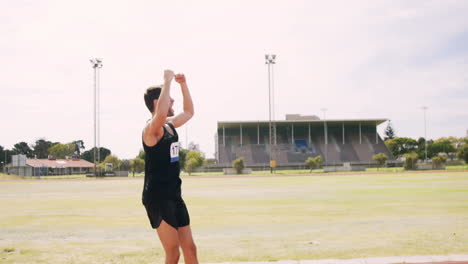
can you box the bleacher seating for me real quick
[218,129,393,166]
[340,134,360,162]
[294,139,314,153]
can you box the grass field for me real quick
[2,164,466,179]
[1,171,468,263]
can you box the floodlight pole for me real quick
[90,58,103,176]
[265,54,276,173]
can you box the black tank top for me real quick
[142,122,181,204]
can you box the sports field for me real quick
[1,171,468,264]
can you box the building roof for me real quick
[218,118,388,128]
[26,159,95,168]
[285,114,321,121]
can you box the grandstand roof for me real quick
[218,118,388,128]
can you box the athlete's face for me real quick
[168,97,175,117]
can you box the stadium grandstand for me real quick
[215,114,394,168]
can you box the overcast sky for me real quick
[1,0,467,159]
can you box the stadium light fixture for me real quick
[265,54,276,65]
[90,58,103,68]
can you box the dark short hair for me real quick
[144,86,162,113]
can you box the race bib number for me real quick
[170,142,180,162]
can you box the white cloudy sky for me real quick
[1,0,467,159]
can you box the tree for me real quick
[32,139,53,159]
[120,159,132,171]
[305,157,316,172]
[185,151,205,175]
[232,157,245,174]
[101,155,121,171]
[102,155,121,169]
[305,155,323,172]
[372,153,389,170]
[13,142,33,157]
[447,137,468,160]
[48,143,75,159]
[313,155,323,169]
[72,140,85,155]
[384,121,396,140]
[0,146,7,170]
[385,137,418,158]
[436,137,465,150]
[457,144,468,164]
[403,152,418,170]
[427,139,455,158]
[81,149,93,162]
[0,147,12,166]
[417,137,426,158]
[81,147,111,162]
[179,149,189,171]
[130,157,145,176]
[137,150,145,160]
[185,158,196,176]
[416,138,435,159]
[432,155,447,169]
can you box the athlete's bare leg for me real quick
[157,220,180,264]
[178,225,198,264]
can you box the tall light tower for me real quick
[90,58,103,176]
[421,106,428,162]
[321,108,328,165]
[265,54,276,172]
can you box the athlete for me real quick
[142,69,198,264]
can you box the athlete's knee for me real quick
[181,241,197,255]
[165,242,180,253]
[165,245,180,264]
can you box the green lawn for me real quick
[2,164,465,179]
[1,172,468,263]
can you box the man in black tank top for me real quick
[142,70,198,264]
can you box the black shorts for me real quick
[144,199,190,229]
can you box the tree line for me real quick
[383,122,468,163]
[0,139,110,165]
[0,139,212,175]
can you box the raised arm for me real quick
[168,73,194,128]
[146,70,174,138]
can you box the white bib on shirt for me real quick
[170,142,180,162]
